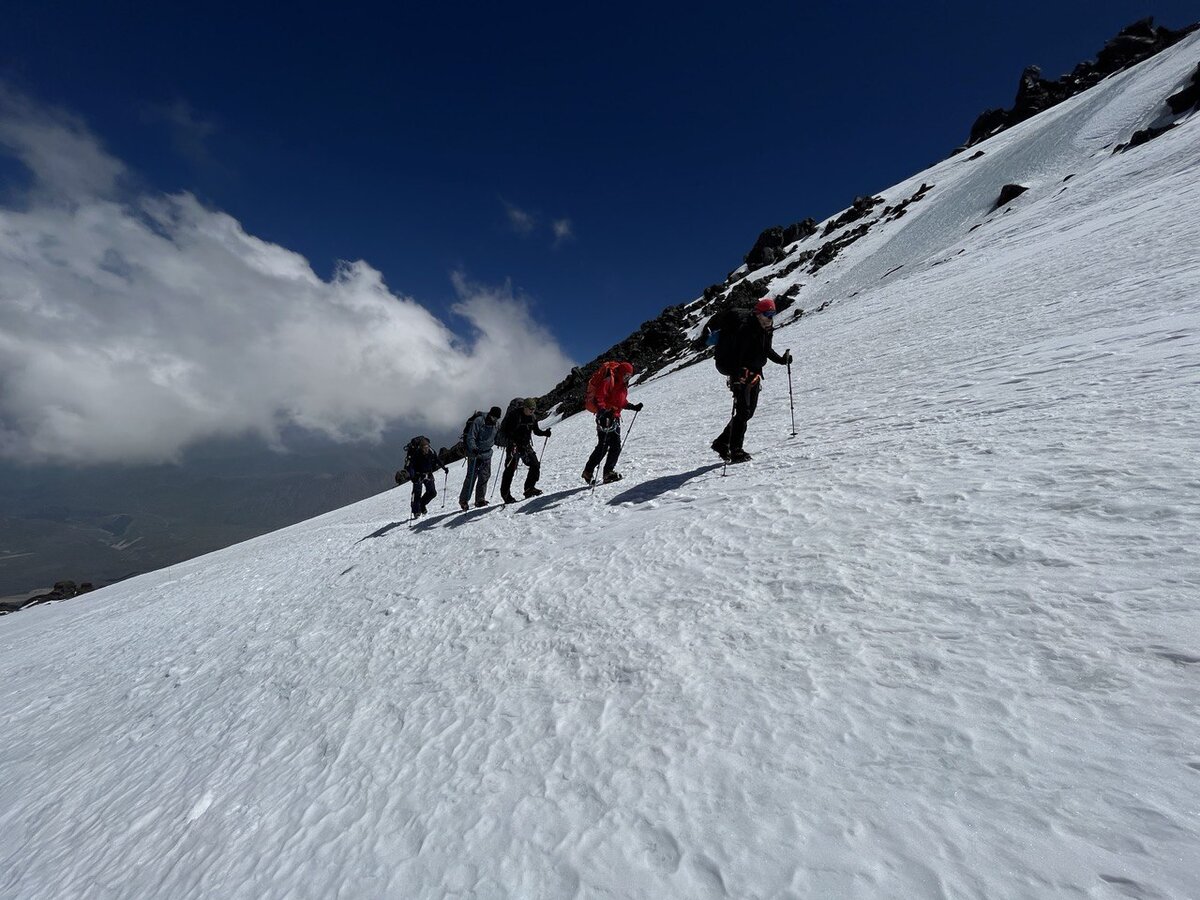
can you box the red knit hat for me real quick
[754,297,776,315]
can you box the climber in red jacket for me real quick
[581,361,644,485]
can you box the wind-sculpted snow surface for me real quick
[2,34,1200,900]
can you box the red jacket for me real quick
[596,362,634,414]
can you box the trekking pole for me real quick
[786,356,797,438]
[622,409,640,445]
[540,434,549,464]
[490,451,500,501]
[441,469,448,508]
[722,395,736,477]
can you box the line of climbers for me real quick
[398,295,790,518]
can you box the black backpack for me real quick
[402,436,430,469]
[494,398,524,447]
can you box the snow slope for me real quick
[2,34,1199,900]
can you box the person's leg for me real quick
[602,430,622,475]
[730,379,761,454]
[713,382,738,454]
[729,393,749,452]
[522,445,541,494]
[474,454,491,503]
[421,474,436,512]
[459,457,476,508]
[584,429,607,478]
[410,479,422,516]
[500,446,518,500]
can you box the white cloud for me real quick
[552,218,574,247]
[0,87,575,466]
[503,200,536,235]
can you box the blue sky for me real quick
[1,1,1196,465]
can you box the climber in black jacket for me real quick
[697,296,792,462]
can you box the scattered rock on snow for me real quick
[994,183,1029,209]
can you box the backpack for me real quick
[402,435,430,471]
[460,411,484,449]
[713,323,743,377]
[494,398,524,447]
[585,362,623,413]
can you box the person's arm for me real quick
[766,332,791,366]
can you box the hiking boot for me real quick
[474,499,488,508]
[729,449,753,463]
[582,468,595,485]
[501,493,518,504]
[459,500,470,511]
[711,440,730,460]
[524,488,543,498]
[602,471,622,484]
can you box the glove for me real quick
[781,350,793,365]
[632,402,644,412]
[544,429,552,438]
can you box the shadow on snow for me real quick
[517,485,594,515]
[606,463,722,506]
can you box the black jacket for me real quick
[405,445,442,477]
[700,308,786,376]
[500,407,550,448]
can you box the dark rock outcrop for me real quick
[959,18,1199,150]
[994,183,1029,209]
[1166,62,1200,113]
[1,580,95,615]
[744,219,819,271]
[822,196,884,237]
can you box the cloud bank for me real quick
[0,86,574,466]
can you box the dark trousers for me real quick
[459,454,492,505]
[500,443,540,497]
[410,473,436,515]
[585,412,622,475]
[714,374,761,453]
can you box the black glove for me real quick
[544,429,552,438]
[694,336,708,352]
[781,350,793,365]
[632,402,644,412]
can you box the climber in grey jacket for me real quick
[459,406,503,510]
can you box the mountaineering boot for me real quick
[582,467,596,485]
[459,500,470,511]
[501,492,518,504]
[524,487,543,498]
[602,471,623,484]
[729,449,753,463]
[711,439,730,461]
[474,499,488,508]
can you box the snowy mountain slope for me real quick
[2,35,1199,900]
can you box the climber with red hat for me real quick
[696,296,792,463]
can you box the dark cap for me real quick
[488,406,502,418]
